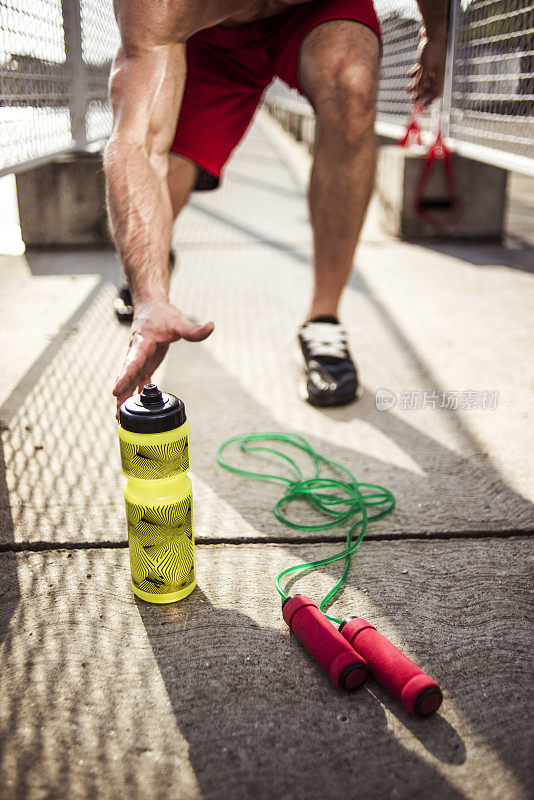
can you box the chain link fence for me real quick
[1,0,71,173]
[373,0,426,127]
[0,0,118,175]
[451,0,534,161]
[1,0,533,175]
[80,0,119,142]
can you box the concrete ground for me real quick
[0,110,533,800]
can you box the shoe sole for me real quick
[115,310,133,324]
[294,344,363,406]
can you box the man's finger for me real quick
[115,375,152,420]
[113,358,145,397]
[178,320,215,343]
[115,389,132,419]
[415,76,431,98]
[116,390,131,408]
[423,88,439,108]
[113,338,156,396]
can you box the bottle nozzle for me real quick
[140,384,164,407]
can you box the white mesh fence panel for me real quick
[0,0,71,171]
[0,0,118,174]
[80,0,119,142]
[451,0,534,160]
[373,0,427,128]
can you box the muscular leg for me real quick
[167,152,199,219]
[298,21,381,321]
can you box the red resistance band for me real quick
[414,131,462,226]
[397,103,423,147]
[398,106,462,226]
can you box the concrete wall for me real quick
[16,152,111,246]
[376,145,508,240]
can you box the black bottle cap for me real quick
[119,384,186,433]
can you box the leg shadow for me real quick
[136,586,466,800]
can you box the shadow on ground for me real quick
[0,250,124,649]
[0,234,532,798]
[137,587,467,800]
[405,237,534,274]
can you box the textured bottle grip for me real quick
[340,617,442,715]
[126,493,196,602]
[119,434,189,479]
[283,596,367,690]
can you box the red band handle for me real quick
[414,131,462,225]
[283,596,368,690]
[340,617,442,715]
[398,103,423,147]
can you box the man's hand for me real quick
[407,27,447,107]
[113,299,214,415]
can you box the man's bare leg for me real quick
[295,22,380,406]
[168,153,199,219]
[299,21,381,321]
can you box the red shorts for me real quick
[170,0,381,190]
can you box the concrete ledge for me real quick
[377,144,508,240]
[16,151,111,246]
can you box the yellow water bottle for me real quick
[118,383,196,603]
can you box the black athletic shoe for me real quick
[298,316,361,407]
[114,251,176,323]
[114,284,134,323]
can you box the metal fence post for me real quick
[442,0,460,142]
[62,0,88,150]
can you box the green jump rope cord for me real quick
[217,433,396,625]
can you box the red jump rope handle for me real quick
[283,596,368,690]
[340,617,442,716]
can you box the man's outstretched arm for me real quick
[409,0,449,106]
[104,1,214,413]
